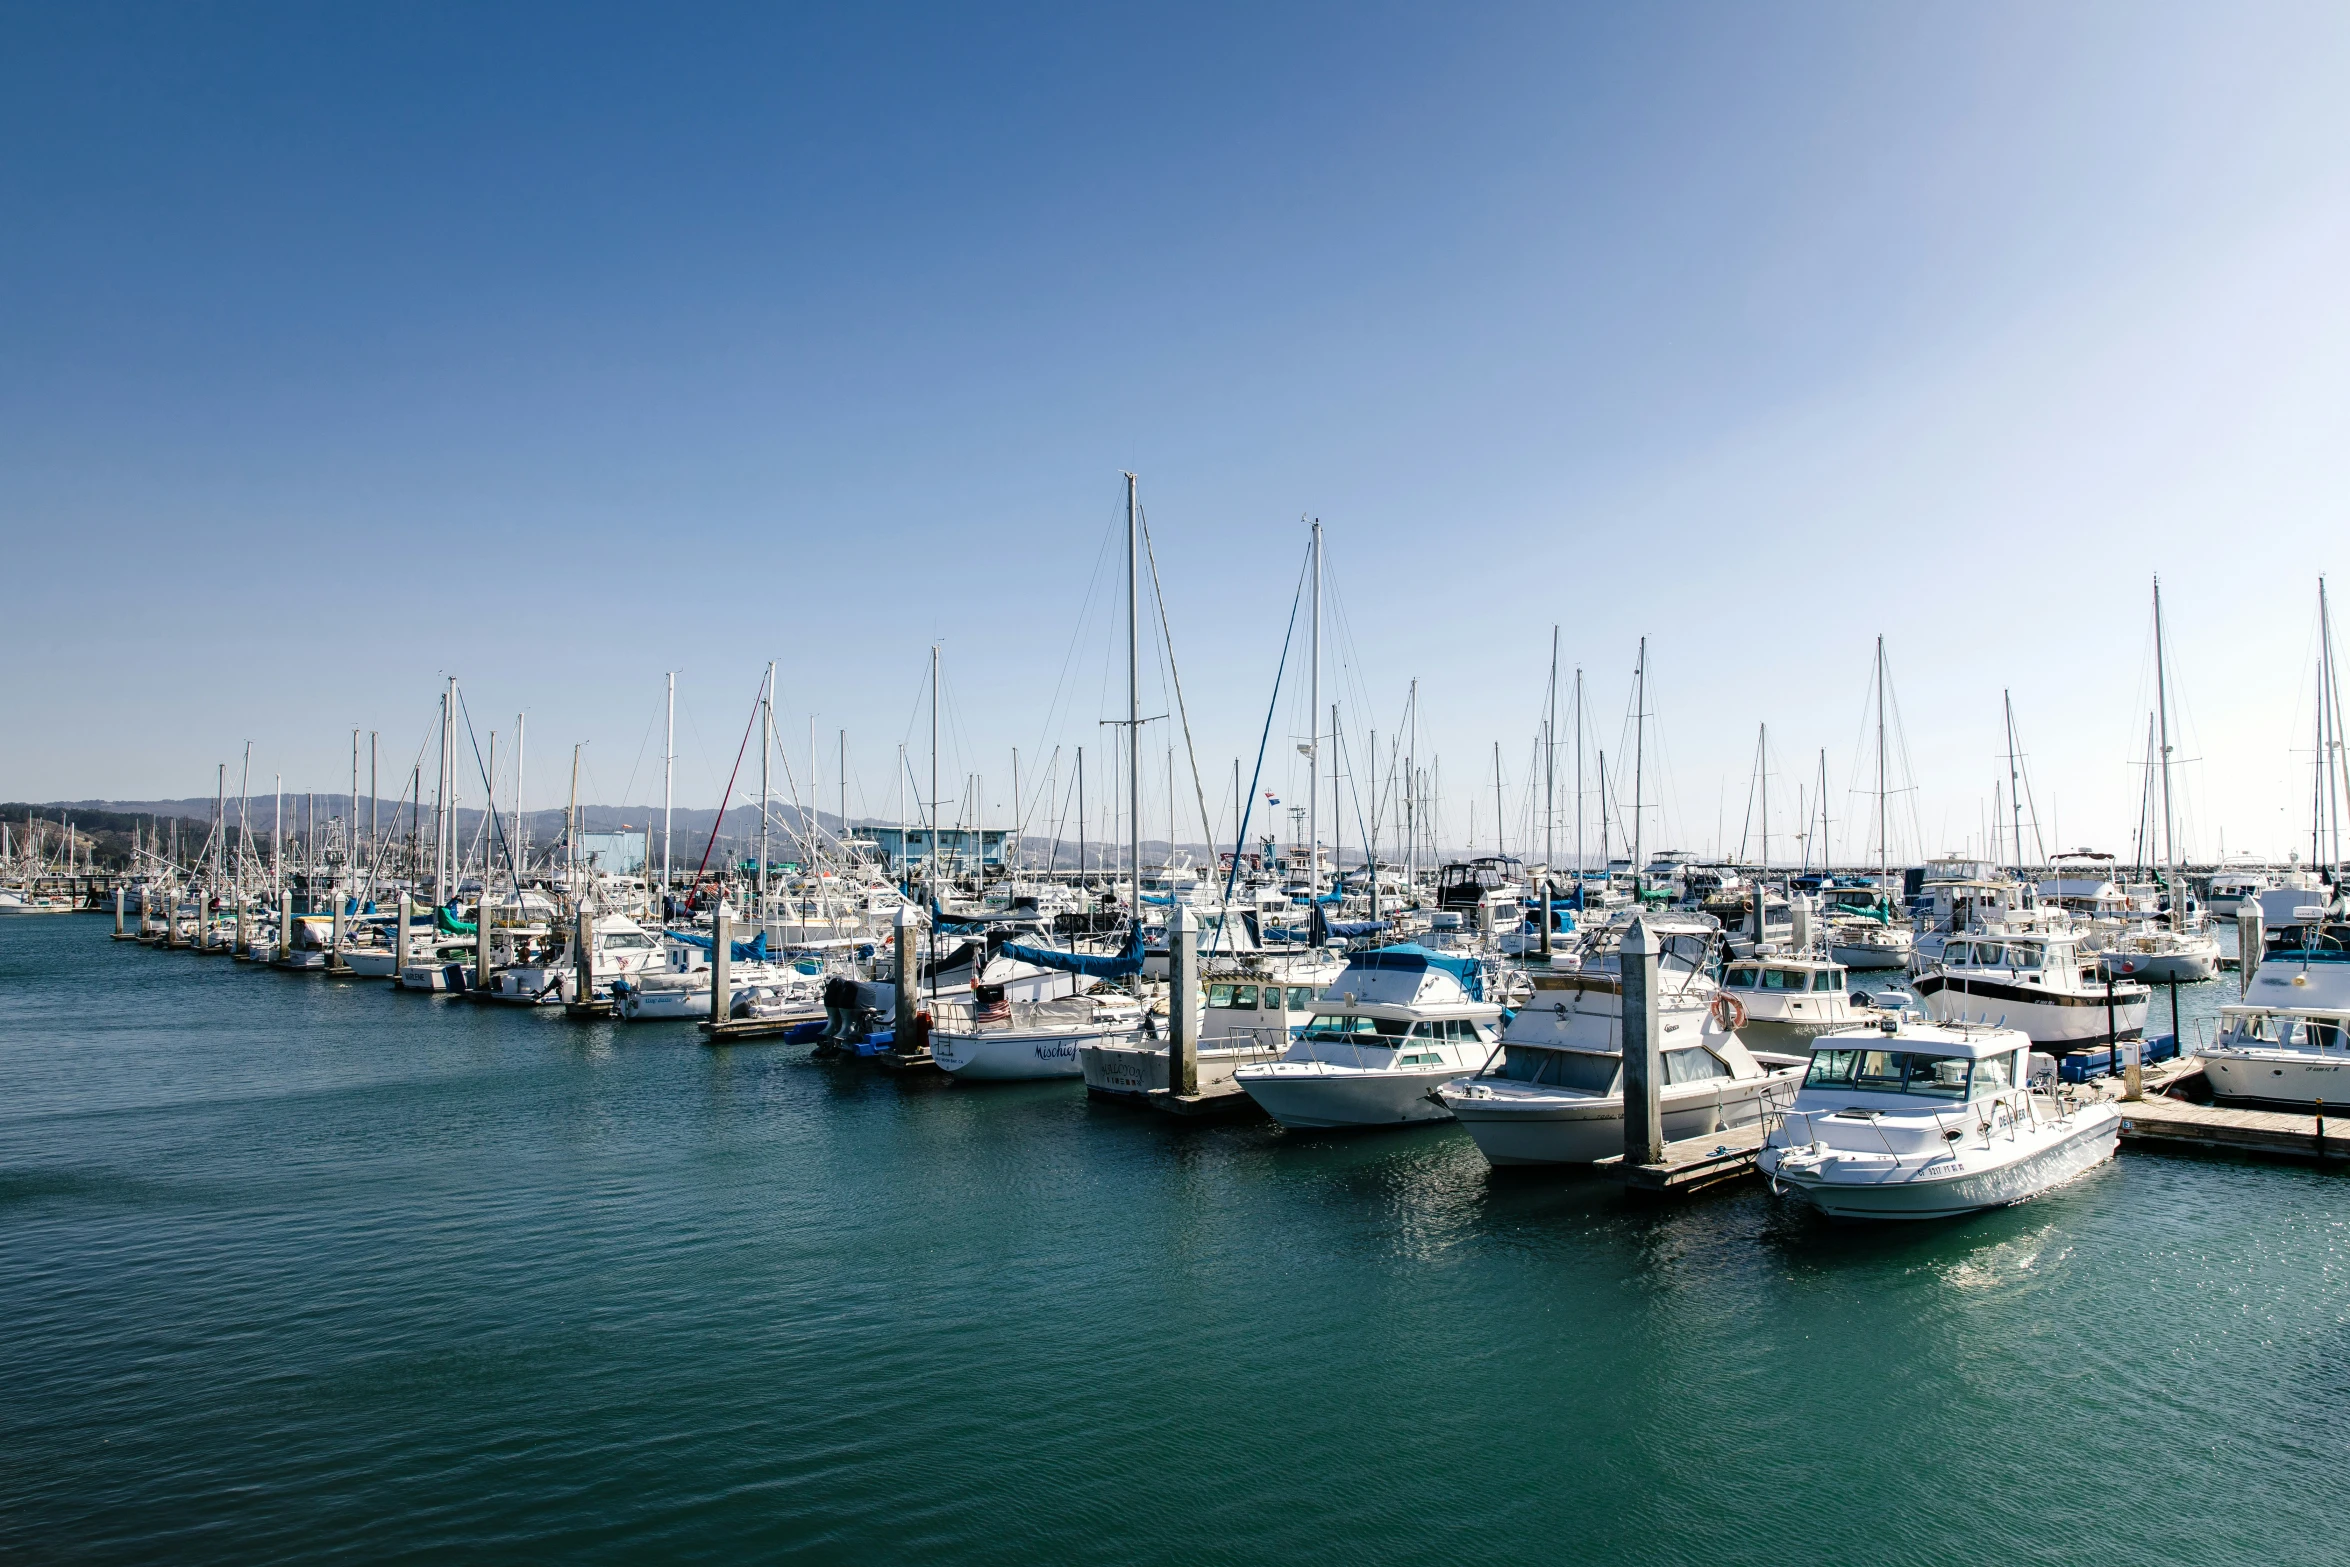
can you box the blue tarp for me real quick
[669,928,772,963]
[997,925,1146,978]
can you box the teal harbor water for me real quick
[2,916,2345,1564]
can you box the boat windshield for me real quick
[1813,971,1845,992]
[1725,966,1759,988]
[2233,1014,2348,1047]
[1494,1046,1619,1093]
[1302,1015,1411,1042]
[1803,1047,1979,1099]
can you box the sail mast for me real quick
[1875,636,1888,882]
[1307,517,1321,902]
[1126,474,1142,923]
[1631,638,1646,892]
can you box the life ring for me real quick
[1711,992,1748,1031]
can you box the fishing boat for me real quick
[1714,954,1879,1047]
[1758,1017,2120,1220]
[1435,927,1803,1165]
[2200,926,2350,1106]
[1910,930,2149,1048]
[1232,945,1503,1128]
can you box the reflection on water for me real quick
[0,918,2344,1566]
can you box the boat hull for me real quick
[932,1026,1134,1080]
[2201,1049,2350,1107]
[1913,973,2149,1048]
[1233,1064,1466,1128]
[1761,1107,2119,1220]
[1443,1072,1800,1165]
[2097,948,2219,984]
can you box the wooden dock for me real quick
[1598,1122,1773,1194]
[2088,1065,2347,1164]
[699,1007,824,1045]
[1144,1081,1268,1120]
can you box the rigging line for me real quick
[1216,545,1312,955]
[452,688,525,894]
[616,689,661,815]
[1136,500,1218,861]
[689,682,765,887]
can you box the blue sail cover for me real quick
[929,899,995,935]
[669,928,771,963]
[996,925,1146,978]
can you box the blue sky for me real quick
[8,2,2350,863]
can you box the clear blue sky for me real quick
[8,2,2350,863]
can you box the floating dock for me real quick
[1599,1122,1772,1194]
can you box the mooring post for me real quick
[1791,893,1812,954]
[1539,882,1553,960]
[113,887,125,938]
[710,903,732,1030]
[164,887,181,949]
[1621,915,1664,1167]
[2238,900,2264,998]
[395,891,412,981]
[1170,903,1199,1096]
[894,901,917,1042]
[574,904,595,1007]
[2104,973,2116,1073]
[278,889,293,964]
[234,888,248,958]
[2123,1038,2143,1101]
[329,887,346,973]
[473,897,492,994]
[2169,975,2181,1056]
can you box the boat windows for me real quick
[1973,1053,2016,1093]
[602,933,658,950]
[1207,984,1236,1007]
[1495,1047,1622,1093]
[1229,985,1260,1009]
[1804,1047,1980,1098]
[1760,969,1802,991]
[1302,1015,1410,1041]
[1286,987,1316,1010]
[1725,966,1760,989]
[1813,971,1845,992]
[1663,1047,1733,1084]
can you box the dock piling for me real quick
[1621,915,1663,1166]
[711,905,732,1029]
[1170,905,1198,1096]
[894,902,916,1040]
[112,888,124,938]
[278,890,292,964]
[2237,900,2263,997]
[574,906,594,1008]
[395,892,411,980]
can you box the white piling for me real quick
[710,903,733,1029]
[1621,916,1664,1166]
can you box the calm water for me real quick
[2,917,2344,1565]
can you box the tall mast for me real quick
[662,673,675,906]
[2004,690,2025,874]
[1759,722,1768,871]
[2153,577,2177,896]
[1493,740,1504,864]
[1573,668,1585,886]
[1632,637,1646,889]
[760,660,774,917]
[367,731,377,901]
[214,763,225,895]
[1545,626,1558,892]
[1308,518,1321,900]
[512,714,525,889]
[348,729,359,903]
[930,643,941,894]
[236,741,252,904]
[1406,677,1417,885]
[1875,636,1889,881]
[436,677,453,906]
[272,776,282,894]
[1126,475,1142,921]
[1077,745,1087,894]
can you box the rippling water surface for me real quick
[2,918,2343,1564]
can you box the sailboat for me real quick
[930,476,1150,1081]
[1827,637,1916,971]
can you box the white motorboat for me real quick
[0,888,76,914]
[397,936,478,991]
[1911,930,2149,1049]
[1435,963,1803,1166]
[929,991,1144,1080]
[1758,1017,2120,1220]
[1822,886,1914,970]
[1081,955,1344,1101]
[2200,938,2350,1106]
[1715,954,1880,1048]
[1233,946,1502,1128]
[476,913,665,1005]
[2205,865,2275,912]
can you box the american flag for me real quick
[975,995,1012,1025]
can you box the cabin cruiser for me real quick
[1910,930,2148,1049]
[1435,935,1804,1165]
[0,888,75,913]
[2037,852,2131,920]
[1080,954,1345,1102]
[1758,1018,2120,1220]
[1232,946,1503,1128]
[2201,929,2350,1106]
[1715,954,1880,1047]
[618,933,832,1021]
[929,990,1144,1081]
[2205,864,2275,912]
[397,934,479,991]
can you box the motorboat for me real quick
[475,913,666,1005]
[1435,957,1804,1166]
[1232,945,1503,1128]
[2201,930,2350,1106]
[1715,954,1881,1048]
[1910,929,2149,1049]
[1758,1017,2121,1220]
[1080,953,1345,1101]
[929,990,1144,1081]
[1821,885,1914,970]
[2205,864,2275,912]
[2093,919,2220,984]
[0,888,76,914]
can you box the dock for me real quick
[1598,1122,1772,1194]
[2090,1064,2347,1164]
[1143,1081,1267,1120]
[699,1008,825,1045]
